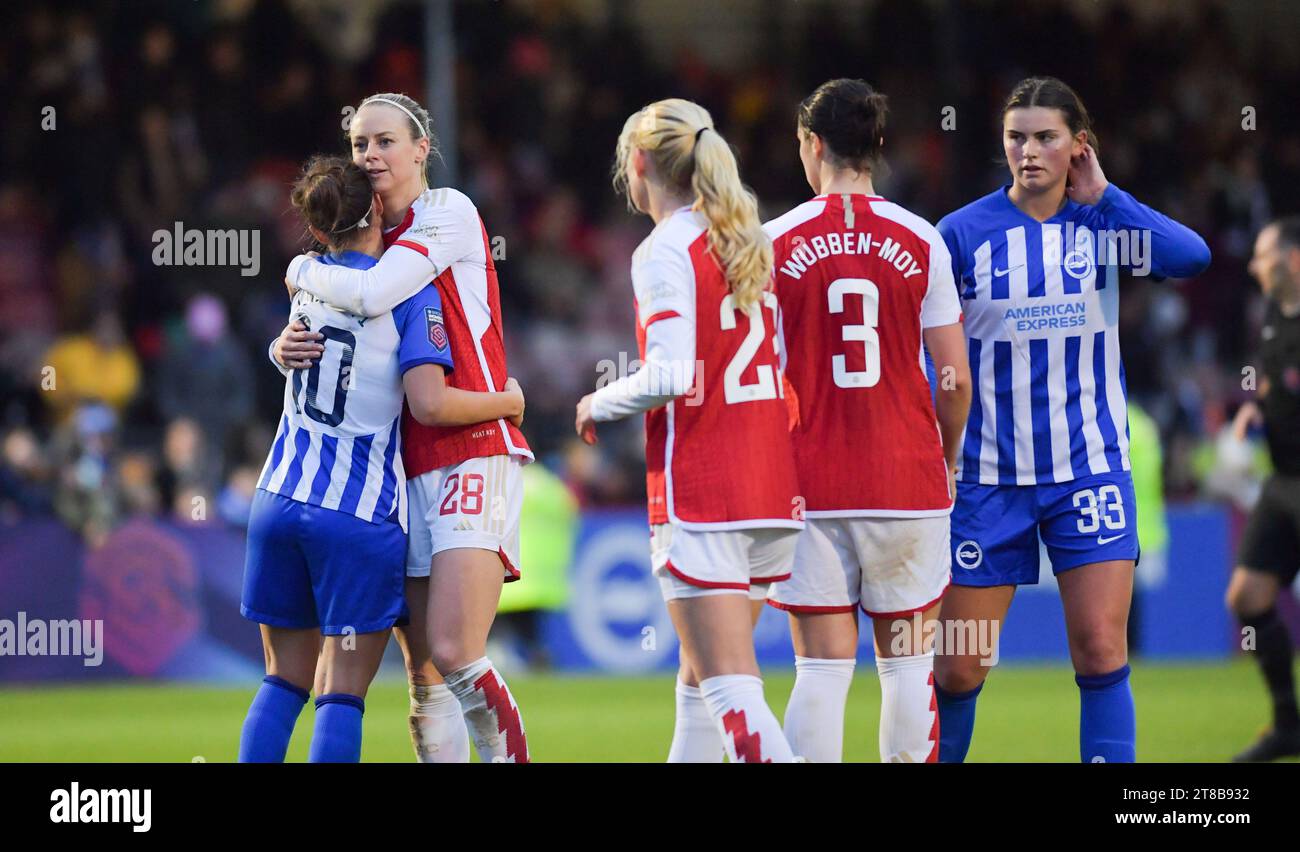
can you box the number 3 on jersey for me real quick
[828,277,880,389]
[720,291,781,404]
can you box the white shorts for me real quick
[651,523,799,601]
[768,515,950,617]
[405,455,523,581]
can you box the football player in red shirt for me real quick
[765,79,971,761]
[275,93,531,763]
[576,99,802,763]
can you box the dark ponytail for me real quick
[797,78,888,174]
[289,156,374,252]
[1002,76,1098,152]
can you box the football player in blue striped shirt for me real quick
[933,77,1210,762]
[238,157,524,762]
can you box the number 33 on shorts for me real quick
[405,455,525,581]
[1073,484,1126,536]
[1056,474,1140,565]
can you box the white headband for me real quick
[361,97,426,138]
[335,209,370,233]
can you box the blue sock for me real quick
[1076,664,1136,763]
[309,694,366,763]
[239,675,309,763]
[934,681,982,763]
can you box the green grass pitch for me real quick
[0,659,1290,762]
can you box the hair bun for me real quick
[797,78,888,171]
[290,156,374,248]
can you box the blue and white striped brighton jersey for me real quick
[258,250,454,530]
[938,184,1209,486]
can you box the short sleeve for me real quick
[633,245,694,329]
[937,215,964,289]
[921,232,963,328]
[391,188,482,277]
[393,284,455,375]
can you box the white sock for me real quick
[699,674,794,763]
[408,683,471,763]
[875,651,938,763]
[783,656,856,762]
[667,679,725,763]
[443,657,529,763]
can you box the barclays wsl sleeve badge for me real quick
[426,306,449,351]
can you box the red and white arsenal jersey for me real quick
[764,194,962,517]
[386,187,532,477]
[633,208,801,530]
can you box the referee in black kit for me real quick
[1227,217,1300,761]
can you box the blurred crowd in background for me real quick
[1,0,1296,543]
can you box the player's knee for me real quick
[428,637,474,675]
[933,653,989,694]
[265,650,315,692]
[802,628,859,660]
[1071,629,1127,675]
[938,669,988,694]
[319,670,368,699]
[406,659,443,688]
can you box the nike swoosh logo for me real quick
[993,264,1024,276]
[1097,534,1123,545]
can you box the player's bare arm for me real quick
[405,366,524,428]
[923,321,973,498]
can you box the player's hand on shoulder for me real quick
[274,321,324,370]
[575,393,598,445]
[1066,143,1109,206]
[504,376,525,428]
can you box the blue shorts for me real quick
[241,490,409,635]
[949,470,1140,587]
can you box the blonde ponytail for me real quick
[691,128,771,311]
[614,99,771,311]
